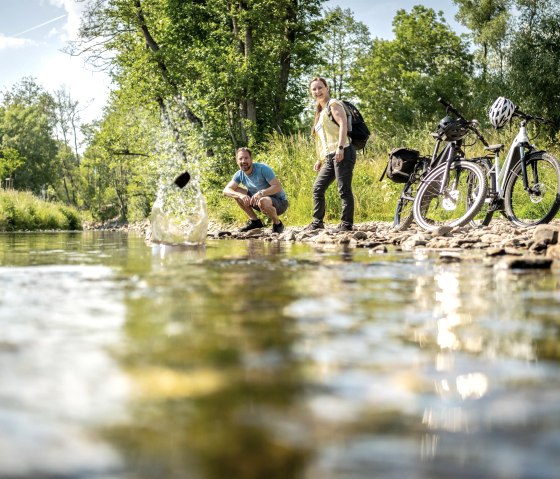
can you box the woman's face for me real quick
[310,80,328,103]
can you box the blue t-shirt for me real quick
[233,163,287,201]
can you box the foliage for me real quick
[0,189,82,231]
[453,0,511,79]
[80,98,161,221]
[73,0,324,149]
[352,6,473,135]
[506,0,560,127]
[3,2,560,227]
[0,78,59,193]
[317,6,370,99]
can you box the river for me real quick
[0,231,559,479]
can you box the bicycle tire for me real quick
[413,161,487,231]
[468,159,494,228]
[504,151,560,227]
[393,183,416,231]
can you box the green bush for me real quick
[0,190,83,231]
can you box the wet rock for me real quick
[480,233,502,244]
[432,225,453,236]
[352,231,368,240]
[546,244,560,260]
[439,252,462,263]
[533,224,560,245]
[495,256,554,270]
[486,248,507,257]
[202,218,560,261]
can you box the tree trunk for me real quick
[275,0,298,131]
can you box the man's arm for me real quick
[223,180,242,198]
[260,177,282,196]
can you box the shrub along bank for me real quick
[0,190,82,231]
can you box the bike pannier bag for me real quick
[386,147,419,183]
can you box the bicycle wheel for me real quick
[504,151,560,227]
[413,161,487,231]
[393,182,416,231]
[468,160,494,228]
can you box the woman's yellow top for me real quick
[314,99,350,157]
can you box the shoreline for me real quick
[83,217,560,268]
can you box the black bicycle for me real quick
[386,98,486,231]
[411,99,487,231]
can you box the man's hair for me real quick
[236,147,252,158]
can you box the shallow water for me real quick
[0,231,559,479]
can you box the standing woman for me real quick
[307,76,356,232]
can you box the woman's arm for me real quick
[330,102,348,162]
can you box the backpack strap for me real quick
[326,99,341,126]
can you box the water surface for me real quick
[0,231,559,478]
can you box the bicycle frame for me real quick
[492,120,534,197]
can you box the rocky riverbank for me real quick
[84,217,560,269]
[208,219,560,269]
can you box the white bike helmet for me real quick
[489,97,516,129]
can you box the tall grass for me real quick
[210,126,560,227]
[0,190,82,231]
[211,130,437,226]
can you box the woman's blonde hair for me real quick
[309,76,329,136]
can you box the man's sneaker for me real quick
[332,223,353,232]
[239,219,264,232]
[304,221,324,231]
[272,221,284,234]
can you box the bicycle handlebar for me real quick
[437,97,489,147]
[438,97,466,122]
[514,107,553,126]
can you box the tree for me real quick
[0,147,26,183]
[0,78,58,192]
[352,6,473,135]
[453,0,511,81]
[51,87,84,205]
[70,0,323,152]
[507,0,560,125]
[318,7,370,99]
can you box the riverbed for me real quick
[1,231,559,479]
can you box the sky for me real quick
[0,0,465,125]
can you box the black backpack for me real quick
[380,147,420,183]
[328,100,371,150]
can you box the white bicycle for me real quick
[469,97,560,227]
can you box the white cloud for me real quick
[47,0,87,40]
[37,51,111,123]
[0,35,35,51]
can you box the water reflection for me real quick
[1,233,560,479]
[104,241,313,478]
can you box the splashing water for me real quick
[150,181,208,245]
[149,145,208,245]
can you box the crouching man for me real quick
[223,147,289,233]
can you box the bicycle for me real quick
[411,99,487,232]
[389,99,481,231]
[468,97,560,228]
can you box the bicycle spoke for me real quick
[413,161,487,231]
[505,153,560,226]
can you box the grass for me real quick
[210,126,560,228]
[0,190,82,231]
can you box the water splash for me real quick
[150,180,208,245]
[149,121,208,245]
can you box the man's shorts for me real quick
[251,195,289,215]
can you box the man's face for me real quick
[236,151,253,172]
